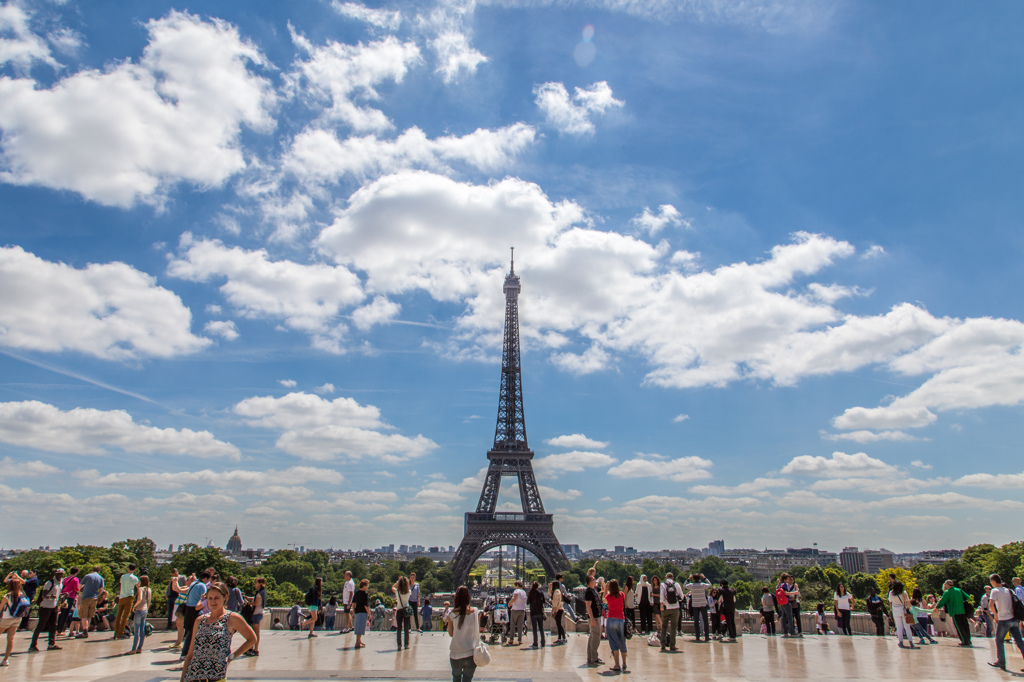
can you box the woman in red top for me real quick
[604,579,627,672]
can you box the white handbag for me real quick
[474,640,491,666]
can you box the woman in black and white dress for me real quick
[180,582,256,682]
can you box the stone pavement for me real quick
[0,627,1020,681]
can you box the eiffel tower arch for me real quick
[450,252,571,586]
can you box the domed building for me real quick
[226,526,242,554]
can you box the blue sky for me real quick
[2,0,1023,553]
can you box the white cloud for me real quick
[533,450,617,476]
[672,414,690,423]
[544,433,608,450]
[632,205,686,235]
[351,296,401,331]
[417,0,487,83]
[204,320,239,341]
[314,383,336,395]
[608,455,713,483]
[330,1,402,31]
[0,11,275,206]
[0,400,240,460]
[955,472,1024,489]
[833,317,1024,432]
[167,234,364,353]
[287,28,420,132]
[76,465,342,489]
[823,429,919,443]
[0,246,209,360]
[550,345,611,375]
[534,81,623,135]
[910,460,932,469]
[279,379,298,388]
[282,123,536,184]
[0,456,60,476]
[234,392,436,463]
[0,3,57,72]
[780,451,898,478]
[538,485,581,501]
[808,476,947,496]
[688,477,790,496]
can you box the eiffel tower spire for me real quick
[494,248,528,452]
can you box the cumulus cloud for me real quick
[0,456,61,476]
[0,246,209,360]
[204,320,239,341]
[351,296,401,331]
[0,400,240,460]
[780,451,898,478]
[330,1,402,31]
[314,383,336,395]
[955,472,1024,489]
[544,433,608,450]
[279,379,297,388]
[282,123,536,184]
[688,477,790,496]
[0,11,275,206]
[823,429,919,443]
[287,28,420,132]
[0,3,57,72]
[234,392,436,462]
[533,450,617,476]
[167,234,364,353]
[534,81,623,135]
[632,204,686,235]
[672,414,690,423]
[608,455,713,483]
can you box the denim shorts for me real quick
[606,617,626,652]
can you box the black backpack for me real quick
[305,587,318,606]
[664,581,678,605]
[1009,588,1024,622]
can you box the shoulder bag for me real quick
[473,612,491,666]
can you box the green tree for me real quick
[407,557,436,579]
[304,550,331,576]
[169,545,239,578]
[849,572,876,600]
[962,544,997,565]
[268,560,314,590]
[690,556,729,583]
[431,567,456,592]
[112,538,156,574]
[875,567,916,597]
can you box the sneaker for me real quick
[48,645,62,650]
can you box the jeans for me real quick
[761,610,775,635]
[606,617,625,653]
[995,619,1024,668]
[325,615,335,631]
[354,612,368,636]
[131,610,147,650]
[780,603,794,635]
[911,622,932,641]
[872,615,886,636]
[530,614,545,646]
[660,608,679,648]
[451,654,477,682]
[587,619,601,663]
[396,610,411,648]
[893,609,914,643]
[554,610,565,639]
[638,602,653,634]
[692,607,709,640]
[409,601,420,630]
[792,604,802,633]
[837,609,852,635]
[31,606,58,647]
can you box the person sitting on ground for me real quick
[815,603,830,635]
[271,618,285,630]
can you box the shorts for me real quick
[79,598,98,621]
[343,604,352,613]
[308,605,319,613]
[251,614,264,624]
[606,618,626,652]
[175,604,186,617]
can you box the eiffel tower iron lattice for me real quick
[450,252,571,586]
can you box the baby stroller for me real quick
[487,601,510,645]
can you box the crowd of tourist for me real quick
[2,562,1024,679]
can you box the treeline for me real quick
[3,539,1020,615]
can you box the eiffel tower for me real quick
[450,251,571,587]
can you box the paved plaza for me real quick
[1,628,1021,682]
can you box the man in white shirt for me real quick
[660,572,683,651]
[113,563,139,640]
[342,572,355,633]
[508,581,528,646]
[987,574,1024,671]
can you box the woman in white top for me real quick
[549,581,565,644]
[888,582,917,649]
[128,575,151,654]
[833,583,853,635]
[445,586,478,682]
